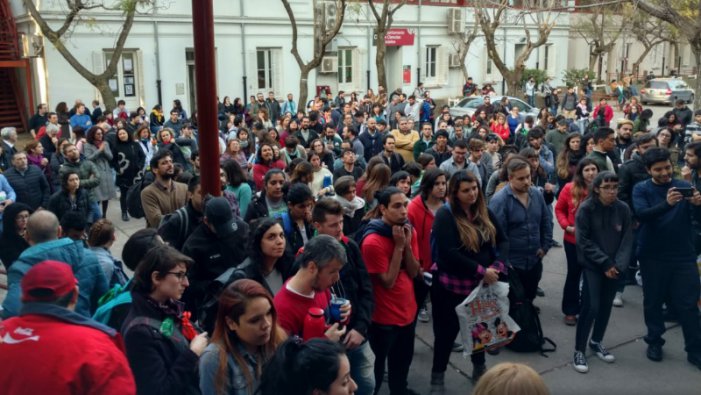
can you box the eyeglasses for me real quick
[166,271,189,281]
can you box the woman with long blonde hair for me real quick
[429,170,507,391]
[199,279,286,395]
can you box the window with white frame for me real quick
[256,48,281,91]
[338,48,353,84]
[425,46,438,79]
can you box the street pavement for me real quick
[2,103,699,394]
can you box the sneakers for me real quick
[418,308,430,323]
[536,287,545,297]
[612,292,623,307]
[472,363,487,383]
[564,315,577,326]
[589,341,616,363]
[452,341,464,353]
[573,351,589,373]
[647,344,663,362]
[429,372,445,395]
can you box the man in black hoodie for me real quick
[313,198,375,395]
[181,196,248,317]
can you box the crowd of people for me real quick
[1,77,701,395]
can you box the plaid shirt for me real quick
[434,260,507,296]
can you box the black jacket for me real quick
[158,202,203,251]
[122,292,200,395]
[617,153,650,216]
[228,254,294,297]
[575,198,633,273]
[47,188,90,222]
[293,129,320,148]
[359,131,385,162]
[114,140,146,188]
[3,165,50,210]
[181,221,249,315]
[330,237,374,337]
[243,192,270,223]
[377,152,405,173]
[0,202,31,269]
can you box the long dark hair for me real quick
[419,168,447,202]
[571,158,599,207]
[258,338,346,395]
[556,133,582,179]
[447,170,496,252]
[248,217,286,264]
[221,159,246,187]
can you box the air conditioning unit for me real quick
[324,1,341,33]
[449,53,462,68]
[447,8,465,35]
[320,56,338,73]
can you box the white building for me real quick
[9,0,684,115]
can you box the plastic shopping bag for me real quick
[455,280,520,356]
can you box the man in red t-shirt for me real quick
[273,234,349,342]
[360,186,420,395]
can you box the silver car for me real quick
[449,96,539,119]
[640,78,695,105]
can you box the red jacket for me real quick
[593,104,614,126]
[0,304,135,395]
[554,182,587,245]
[252,159,286,190]
[407,195,436,271]
[490,121,511,142]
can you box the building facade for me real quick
[10,0,684,115]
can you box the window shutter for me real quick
[272,48,282,93]
[437,46,448,85]
[249,49,259,93]
[136,50,145,108]
[352,47,361,91]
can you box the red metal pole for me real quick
[191,0,220,196]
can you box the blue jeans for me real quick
[347,340,376,395]
[88,201,102,223]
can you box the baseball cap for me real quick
[205,196,238,237]
[21,260,77,302]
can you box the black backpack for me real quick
[505,266,556,356]
[126,171,154,219]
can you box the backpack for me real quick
[92,279,133,329]
[197,265,242,334]
[158,206,190,250]
[126,171,154,219]
[505,266,556,356]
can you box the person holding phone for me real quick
[632,148,701,369]
[572,171,633,373]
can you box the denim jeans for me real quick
[88,201,102,224]
[346,340,376,395]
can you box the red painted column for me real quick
[191,0,220,196]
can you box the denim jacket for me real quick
[488,184,553,270]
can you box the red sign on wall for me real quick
[385,28,415,46]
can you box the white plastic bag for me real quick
[455,281,520,356]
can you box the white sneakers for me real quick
[613,292,623,307]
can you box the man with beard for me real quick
[632,148,701,369]
[489,157,553,302]
[359,117,384,162]
[615,120,635,163]
[140,150,188,228]
[294,115,320,149]
[426,130,452,167]
[273,234,349,341]
[360,187,420,395]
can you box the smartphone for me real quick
[676,187,695,198]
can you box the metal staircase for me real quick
[0,0,30,134]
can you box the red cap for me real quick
[21,260,78,303]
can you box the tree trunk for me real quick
[95,79,117,113]
[376,34,387,91]
[589,53,598,73]
[298,67,311,111]
[460,64,469,91]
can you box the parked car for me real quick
[449,96,539,120]
[640,78,695,105]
